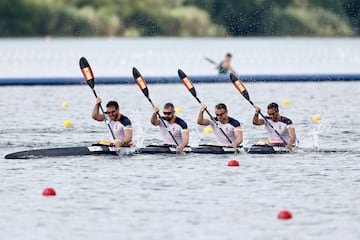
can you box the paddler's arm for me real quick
[177,129,189,152]
[122,125,133,145]
[252,106,265,125]
[197,103,210,125]
[92,97,105,121]
[112,125,132,148]
[231,127,243,148]
[287,126,297,150]
[151,106,160,126]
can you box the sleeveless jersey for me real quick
[159,116,188,145]
[218,61,228,74]
[210,117,241,146]
[264,116,294,143]
[108,115,132,142]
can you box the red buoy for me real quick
[278,210,292,220]
[42,187,56,196]
[228,160,239,167]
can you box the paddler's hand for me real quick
[95,96,102,105]
[200,103,207,113]
[177,143,186,153]
[111,139,122,148]
[254,105,261,114]
[231,142,239,149]
[286,144,294,152]
[153,106,160,114]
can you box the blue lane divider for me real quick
[0,74,359,85]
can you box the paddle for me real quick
[178,69,234,146]
[204,57,217,65]
[132,67,179,146]
[79,57,116,140]
[229,73,288,145]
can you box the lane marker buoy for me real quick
[278,210,292,220]
[203,126,213,134]
[42,187,56,196]
[312,115,321,121]
[282,99,290,105]
[63,120,72,127]
[61,102,69,108]
[228,160,239,167]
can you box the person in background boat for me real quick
[197,103,243,148]
[151,102,189,152]
[92,97,132,148]
[215,53,236,74]
[252,102,297,151]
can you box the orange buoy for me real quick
[278,210,292,220]
[228,160,239,167]
[42,187,56,196]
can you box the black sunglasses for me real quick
[163,111,173,115]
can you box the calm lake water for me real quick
[1,38,360,240]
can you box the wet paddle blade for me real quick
[79,57,95,89]
[132,67,149,98]
[230,73,251,103]
[178,69,197,98]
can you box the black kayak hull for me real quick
[4,144,291,159]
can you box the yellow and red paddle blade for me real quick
[230,73,251,103]
[178,69,197,98]
[132,67,150,98]
[79,57,95,89]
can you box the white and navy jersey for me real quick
[210,117,241,146]
[159,116,188,145]
[264,116,294,143]
[108,115,132,142]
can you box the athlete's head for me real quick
[267,102,279,121]
[106,101,120,120]
[163,102,175,121]
[215,103,228,123]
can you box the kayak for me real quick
[3,144,136,159]
[4,143,288,159]
[137,144,243,154]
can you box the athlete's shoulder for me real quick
[120,115,132,126]
[175,117,188,129]
[228,117,240,127]
[280,116,293,125]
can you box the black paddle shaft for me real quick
[79,57,116,140]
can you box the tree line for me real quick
[1,0,359,37]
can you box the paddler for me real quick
[151,102,189,152]
[197,103,243,148]
[92,97,133,148]
[252,102,297,151]
[215,53,236,74]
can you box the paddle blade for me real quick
[79,57,95,89]
[178,69,197,98]
[132,67,149,98]
[230,73,251,102]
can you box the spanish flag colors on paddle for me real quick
[79,57,95,89]
[229,73,252,104]
[132,67,150,100]
[178,69,198,99]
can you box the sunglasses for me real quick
[215,111,226,117]
[163,111,173,115]
[107,110,117,114]
[268,110,278,116]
